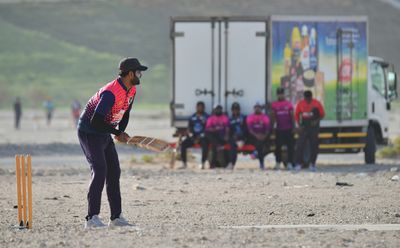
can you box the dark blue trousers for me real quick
[180,136,208,163]
[78,130,121,220]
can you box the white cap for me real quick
[254,101,262,107]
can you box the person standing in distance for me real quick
[43,98,54,126]
[14,97,22,130]
[294,90,325,171]
[246,102,271,170]
[71,99,82,127]
[77,57,147,228]
[271,88,295,170]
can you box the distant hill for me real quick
[0,0,399,108]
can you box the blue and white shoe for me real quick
[108,214,134,228]
[85,215,106,229]
[177,163,187,170]
[226,163,234,170]
[294,164,302,171]
[309,164,317,172]
[250,150,258,160]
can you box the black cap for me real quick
[231,102,240,110]
[119,57,148,72]
[213,103,223,109]
[304,90,313,99]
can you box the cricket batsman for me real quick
[77,57,147,228]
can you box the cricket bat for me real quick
[169,134,182,169]
[126,136,171,152]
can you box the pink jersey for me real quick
[271,100,294,130]
[83,79,136,127]
[205,115,229,135]
[246,113,270,134]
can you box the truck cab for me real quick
[367,56,398,146]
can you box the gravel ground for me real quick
[0,110,399,247]
[1,161,400,247]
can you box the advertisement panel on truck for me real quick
[271,17,368,122]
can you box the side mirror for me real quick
[387,71,398,100]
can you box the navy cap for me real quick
[119,57,148,72]
[213,103,223,109]
[231,102,240,110]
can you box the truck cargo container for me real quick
[170,16,398,165]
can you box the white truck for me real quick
[170,16,398,164]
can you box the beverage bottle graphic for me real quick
[300,25,310,70]
[315,71,325,105]
[309,27,317,71]
[339,58,352,86]
[284,42,292,75]
[338,58,353,119]
[291,26,301,66]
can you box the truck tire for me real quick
[364,127,376,164]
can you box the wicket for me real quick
[15,154,32,229]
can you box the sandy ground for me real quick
[0,109,400,247]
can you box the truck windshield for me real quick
[370,62,386,97]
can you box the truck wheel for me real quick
[364,127,376,164]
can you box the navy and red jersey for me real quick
[229,114,247,139]
[78,78,136,134]
[188,113,209,137]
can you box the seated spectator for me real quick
[246,102,271,170]
[179,101,209,169]
[205,104,230,169]
[227,102,247,170]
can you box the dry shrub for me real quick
[377,137,400,158]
